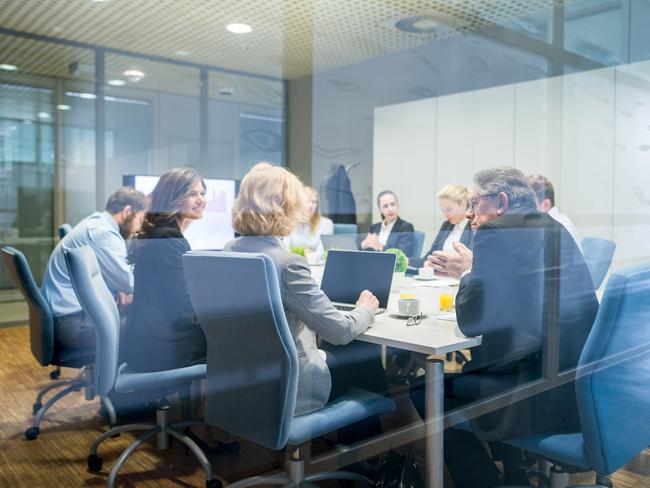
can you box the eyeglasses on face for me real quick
[467,193,498,212]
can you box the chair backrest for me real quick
[411,230,425,258]
[581,236,616,288]
[58,223,72,240]
[1,246,54,366]
[576,264,650,475]
[333,223,358,235]
[64,246,119,396]
[183,251,299,451]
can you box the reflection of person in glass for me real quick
[414,167,598,486]
[125,167,207,373]
[284,186,333,264]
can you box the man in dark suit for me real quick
[414,167,599,487]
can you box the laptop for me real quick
[320,250,396,314]
[321,234,359,251]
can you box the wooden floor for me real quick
[0,325,648,488]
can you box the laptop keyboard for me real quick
[335,304,356,312]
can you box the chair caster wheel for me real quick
[88,454,103,472]
[32,402,42,415]
[595,475,613,488]
[50,370,61,379]
[206,479,223,488]
[25,426,39,440]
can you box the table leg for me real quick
[425,357,444,488]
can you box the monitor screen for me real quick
[123,174,237,250]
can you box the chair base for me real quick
[27,366,102,440]
[227,449,373,488]
[87,404,222,488]
[504,460,614,488]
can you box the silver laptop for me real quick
[320,250,396,314]
[321,234,359,251]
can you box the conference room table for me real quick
[310,267,482,488]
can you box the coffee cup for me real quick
[398,297,421,316]
[418,267,435,279]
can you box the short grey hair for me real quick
[473,167,537,209]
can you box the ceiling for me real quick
[0,0,568,80]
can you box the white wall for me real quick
[374,61,650,270]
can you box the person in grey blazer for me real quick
[225,163,387,443]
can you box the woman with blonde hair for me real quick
[284,186,333,264]
[225,162,387,444]
[410,184,473,268]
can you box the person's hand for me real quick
[117,292,133,307]
[361,233,383,251]
[423,258,434,268]
[428,242,473,279]
[356,289,379,313]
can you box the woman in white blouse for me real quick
[285,186,333,264]
[410,184,473,268]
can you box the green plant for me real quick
[385,248,408,273]
[290,246,306,257]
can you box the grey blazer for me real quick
[224,236,374,415]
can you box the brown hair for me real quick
[105,187,147,213]
[232,162,306,237]
[305,186,322,234]
[527,174,555,207]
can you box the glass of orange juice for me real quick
[439,293,454,312]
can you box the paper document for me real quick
[433,312,457,322]
[414,278,459,288]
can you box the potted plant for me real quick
[290,246,306,257]
[385,248,408,291]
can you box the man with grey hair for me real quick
[416,167,598,486]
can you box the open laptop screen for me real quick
[320,250,396,309]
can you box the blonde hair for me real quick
[437,184,469,208]
[232,162,307,237]
[305,186,322,234]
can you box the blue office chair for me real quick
[411,230,425,259]
[64,246,220,488]
[581,237,616,289]
[1,246,105,440]
[333,223,358,235]
[58,223,72,239]
[183,250,395,488]
[505,264,650,488]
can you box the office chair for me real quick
[505,264,650,488]
[410,230,425,259]
[64,246,220,488]
[58,223,72,239]
[1,246,108,440]
[581,237,616,289]
[183,251,396,488]
[333,223,358,235]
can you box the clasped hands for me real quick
[426,241,473,279]
[361,233,383,251]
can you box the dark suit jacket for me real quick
[454,207,598,440]
[409,220,473,268]
[365,217,414,256]
[126,220,201,343]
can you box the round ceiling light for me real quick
[57,104,71,111]
[0,64,18,71]
[393,13,467,34]
[226,23,252,34]
[37,112,51,119]
[123,69,145,82]
[108,79,126,86]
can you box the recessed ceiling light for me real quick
[79,92,97,99]
[57,104,71,111]
[108,79,126,86]
[37,112,51,119]
[226,23,252,34]
[0,64,18,71]
[123,69,145,82]
[393,13,467,34]
[174,50,191,57]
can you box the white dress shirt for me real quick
[378,220,396,247]
[442,219,469,253]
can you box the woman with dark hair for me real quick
[124,167,207,373]
[361,190,414,256]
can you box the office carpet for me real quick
[0,325,648,487]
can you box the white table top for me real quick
[310,266,482,355]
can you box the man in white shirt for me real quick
[42,187,147,351]
[528,174,581,250]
